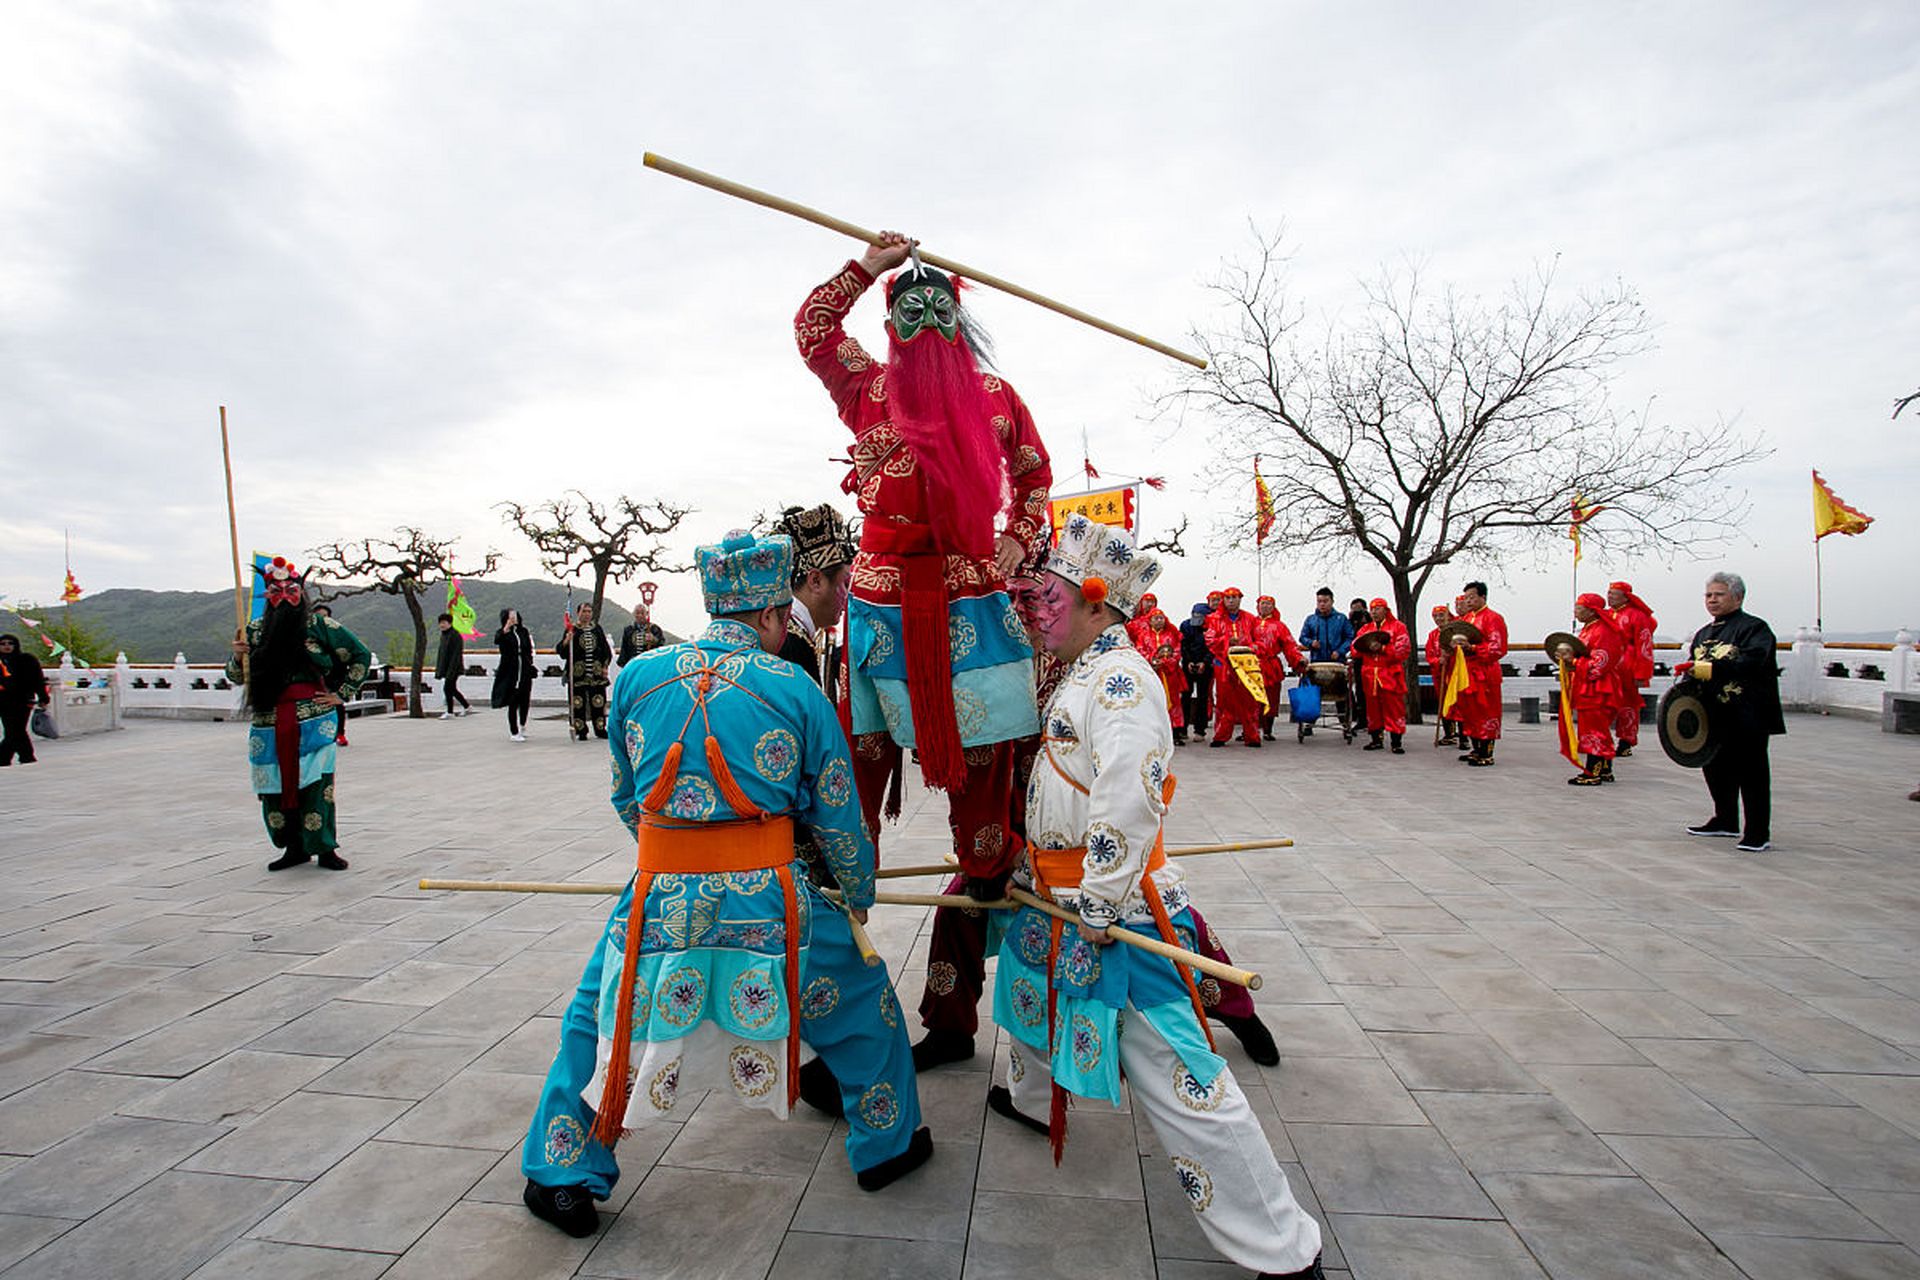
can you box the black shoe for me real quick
[266,852,309,871]
[1466,754,1495,767]
[1259,1253,1326,1280]
[1246,738,1262,748]
[987,1084,1051,1136]
[1687,822,1739,838]
[317,852,349,870]
[1390,735,1405,754]
[1363,735,1384,751]
[1302,725,1313,737]
[1210,740,1225,749]
[1569,771,1604,786]
[911,1029,975,1072]
[1457,752,1475,762]
[1216,1011,1280,1066]
[523,1179,599,1237]
[593,729,608,739]
[1615,744,1634,758]
[1173,730,1188,745]
[1263,729,1275,740]
[856,1126,933,1191]
[797,1056,844,1117]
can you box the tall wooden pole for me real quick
[1814,535,1824,633]
[220,407,248,679]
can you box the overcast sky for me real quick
[4,2,1915,643]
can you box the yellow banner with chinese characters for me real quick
[1229,650,1269,711]
[1049,486,1136,534]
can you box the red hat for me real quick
[1207,590,1225,603]
[1431,604,1451,619]
[1369,597,1390,611]
[1608,581,1652,612]
[1576,592,1607,612]
[1222,587,1244,598]
[1256,594,1275,607]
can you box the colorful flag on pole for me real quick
[61,570,82,604]
[246,551,280,622]
[1568,495,1607,564]
[1253,456,1276,546]
[1440,645,1473,718]
[1812,469,1873,539]
[446,577,479,638]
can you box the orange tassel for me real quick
[707,735,761,818]
[643,742,684,812]
[591,869,653,1148]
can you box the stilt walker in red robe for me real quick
[796,230,1053,1070]
[1606,581,1656,756]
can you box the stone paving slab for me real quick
[0,711,1916,1278]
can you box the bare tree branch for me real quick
[1162,231,1770,720]
[1139,514,1190,557]
[307,528,500,719]
[498,492,695,623]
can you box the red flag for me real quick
[1253,456,1276,545]
[61,570,82,604]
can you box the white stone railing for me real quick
[67,631,1920,729]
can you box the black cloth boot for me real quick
[1216,1011,1280,1066]
[856,1126,933,1191]
[987,1084,1050,1135]
[911,1028,975,1072]
[1389,732,1404,754]
[1363,731,1384,751]
[523,1180,599,1237]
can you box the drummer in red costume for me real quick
[1251,595,1305,742]
[1206,588,1263,747]
[1606,581,1657,757]
[1451,580,1508,767]
[1354,598,1411,754]
[1559,594,1628,785]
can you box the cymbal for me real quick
[1352,631,1390,655]
[1435,619,1482,648]
[1544,630,1587,660]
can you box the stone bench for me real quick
[1884,691,1920,735]
[340,698,392,719]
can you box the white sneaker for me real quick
[1735,840,1772,853]
[511,733,526,742]
[439,711,453,720]
[455,708,469,717]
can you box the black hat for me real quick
[774,503,856,577]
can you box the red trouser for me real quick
[1212,667,1261,744]
[853,732,1017,879]
[1364,681,1407,734]
[1576,706,1616,759]
[1614,681,1646,745]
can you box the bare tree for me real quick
[1165,231,1768,719]
[309,528,500,719]
[499,492,693,624]
[1139,514,1191,558]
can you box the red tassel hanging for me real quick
[1141,475,1167,490]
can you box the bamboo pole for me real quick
[219,407,247,680]
[1005,887,1262,991]
[642,152,1207,370]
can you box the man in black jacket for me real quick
[1179,602,1213,735]
[0,633,51,765]
[616,604,666,666]
[434,614,470,718]
[1680,572,1784,852]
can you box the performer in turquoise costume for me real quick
[521,529,930,1239]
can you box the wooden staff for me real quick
[1005,888,1262,991]
[219,406,247,680]
[642,152,1207,370]
[892,835,1298,878]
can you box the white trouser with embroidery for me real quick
[1007,1006,1322,1275]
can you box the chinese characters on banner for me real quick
[1048,486,1137,535]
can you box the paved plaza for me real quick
[1,709,1917,1279]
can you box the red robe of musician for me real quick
[1570,609,1629,760]
[1453,604,1509,744]
[1607,584,1657,748]
[1206,601,1262,745]
[1355,611,1412,734]
[1134,609,1187,731]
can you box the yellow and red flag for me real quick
[1568,495,1607,564]
[1253,455,1276,546]
[60,570,82,604]
[1812,469,1872,540]
[1440,645,1473,718]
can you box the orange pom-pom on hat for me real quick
[1081,577,1109,605]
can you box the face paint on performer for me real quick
[888,281,960,344]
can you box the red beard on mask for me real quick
[886,328,1008,562]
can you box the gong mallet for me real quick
[642,152,1206,369]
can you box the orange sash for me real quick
[589,646,806,1147]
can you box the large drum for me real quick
[1305,662,1348,686]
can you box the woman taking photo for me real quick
[492,607,537,742]
[227,558,371,871]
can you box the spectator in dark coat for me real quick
[1178,603,1214,735]
[435,614,470,718]
[0,633,50,766]
[491,609,537,741]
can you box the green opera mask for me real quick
[888,282,959,344]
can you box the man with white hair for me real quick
[1679,571,1782,852]
[985,515,1325,1279]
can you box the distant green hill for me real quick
[1,580,675,664]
